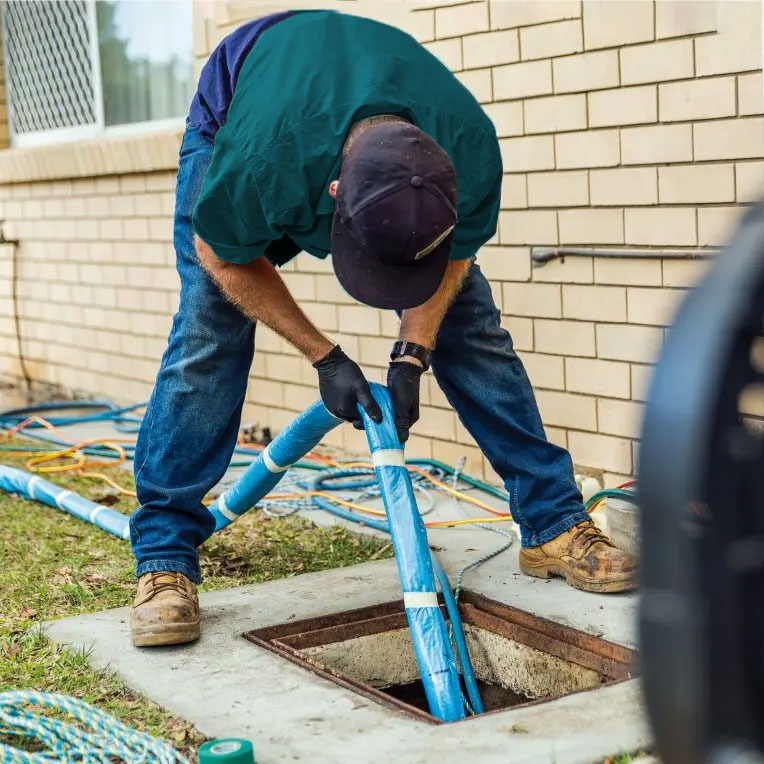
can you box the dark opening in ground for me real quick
[385,677,527,713]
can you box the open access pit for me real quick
[244,590,637,723]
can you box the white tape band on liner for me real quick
[28,476,42,500]
[216,493,238,522]
[89,506,104,524]
[403,591,439,609]
[372,449,405,468]
[122,527,131,540]
[55,490,73,509]
[262,447,289,474]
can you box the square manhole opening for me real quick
[243,590,637,724]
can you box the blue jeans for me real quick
[131,125,588,583]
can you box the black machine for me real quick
[640,203,764,762]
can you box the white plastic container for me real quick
[606,497,639,557]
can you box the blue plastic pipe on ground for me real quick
[0,465,130,540]
[208,400,342,530]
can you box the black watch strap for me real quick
[390,340,432,371]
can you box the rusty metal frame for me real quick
[243,591,638,724]
[459,591,636,681]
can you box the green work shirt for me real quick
[192,10,502,268]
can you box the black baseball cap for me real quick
[331,121,458,311]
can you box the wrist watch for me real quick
[390,340,432,371]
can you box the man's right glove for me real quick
[313,345,383,429]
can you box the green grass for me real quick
[603,751,653,763]
[0,439,393,757]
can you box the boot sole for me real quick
[519,557,637,594]
[131,622,200,647]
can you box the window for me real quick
[1,0,194,147]
[97,1,193,128]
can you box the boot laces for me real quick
[144,571,192,600]
[571,520,616,555]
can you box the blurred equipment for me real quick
[640,204,764,763]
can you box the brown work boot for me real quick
[130,571,200,647]
[519,519,636,593]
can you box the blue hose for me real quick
[0,400,146,433]
[308,490,484,715]
[431,558,484,714]
[208,400,342,530]
[356,384,465,721]
[0,465,130,539]
[0,401,511,496]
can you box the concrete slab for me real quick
[46,556,648,764]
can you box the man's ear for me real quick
[329,180,339,198]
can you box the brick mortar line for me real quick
[0,352,334,396]
[0,354,158,386]
[504,200,745,210]
[0,174,176,193]
[491,87,761,109]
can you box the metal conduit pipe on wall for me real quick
[531,246,718,266]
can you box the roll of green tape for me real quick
[198,738,255,764]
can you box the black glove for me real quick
[386,361,424,444]
[314,345,382,429]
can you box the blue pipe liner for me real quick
[306,492,483,715]
[431,557,484,714]
[207,385,477,720]
[209,400,343,531]
[356,384,465,721]
[0,465,130,540]
[306,468,484,715]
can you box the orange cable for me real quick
[77,470,137,498]
[26,438,127,473]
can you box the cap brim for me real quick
[331,216,452,310]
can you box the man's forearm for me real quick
[398,258,472,351]
[196,237,334,362]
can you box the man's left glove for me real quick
[386,361,424,445]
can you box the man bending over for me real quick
[130,10,635,647]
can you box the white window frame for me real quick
[2,0,186,149]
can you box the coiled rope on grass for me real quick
[0,691,189,764]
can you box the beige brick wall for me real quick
[0,173,179,404]
[0,34,9,150]
[0,0,762,486]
